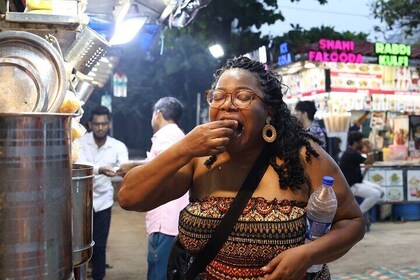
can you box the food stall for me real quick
[0,1,106,279]
[273,38,420,220]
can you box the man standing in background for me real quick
[77,105,129,280]
[118,97,188,280]
[295,100,327,149]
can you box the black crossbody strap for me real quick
[186,148,270,279]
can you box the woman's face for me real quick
[209,69,268,154]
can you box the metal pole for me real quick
[196,93,201,126]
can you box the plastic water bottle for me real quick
[305,176,337,273]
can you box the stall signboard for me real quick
[245,46,268,64]
[328,62,382,93]
[327,62,419,95]
[375,42,411,67]
[407,170,420,202]
[409,115,420,150]
[385,169,404,202]
[366,168,404,202]
[278,42,293,66]
[282,67,325,98]
[308,39,363,64]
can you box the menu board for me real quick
[407,170,420,202]
[409,115,420,150]
[385,187,404,202]
[366,169,404,202]
[392,117,409,145]
[280,62,420,113]
[367,169,386,185]
[385,170,404,202]
[329,62,382,92]
[386,169,403,186]
[327,62,419,94]
[282,68,326,98]
[370,111,386,129]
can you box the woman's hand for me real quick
[181,120,238,158]
[260,245,311,280]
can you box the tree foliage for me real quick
[175,0,328,58]
[371,0,420,36]
[270,25,368,58]
[265,25,368,68]
[84,0,371,156]
[84,30,218,156]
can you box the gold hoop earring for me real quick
[262,117,277,143]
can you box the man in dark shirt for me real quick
[339,131,384,215]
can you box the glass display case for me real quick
[366,163,420,203]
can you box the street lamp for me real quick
[109,16,148,45]
[209,44,224,58]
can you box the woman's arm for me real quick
[261,141,365,280]
[118,141,194,212]
[301,141,365,265]
[118,120,238,212]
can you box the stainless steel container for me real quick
[0,30,67,112]
[64,26,110,75]
[74,80,95,102]
[71,164,94,267]
[0,113,74,280]
[73,263,88,280]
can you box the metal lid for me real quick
[0,30,67,112]
[0,57,47,113]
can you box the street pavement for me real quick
[104,202,420,280]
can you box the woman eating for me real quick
[118,56,365,279]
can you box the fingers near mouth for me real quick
[219,119,238,128]
[216,146,226,153]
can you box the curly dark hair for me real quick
[206,56,323,191]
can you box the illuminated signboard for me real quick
[375,43,411,67]
[245,46,268,64]
[278,42,292,66]
[308,39,363,63]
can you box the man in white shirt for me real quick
[118,97,188,280]
[77,105,129,280]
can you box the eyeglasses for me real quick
[205,88,263,109]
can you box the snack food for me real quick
[71,119,86,140]
[388,188,401,200]
[59,90,82,113]
[371,173,383,182]
[390,173,400,184]
[359,65,369,72]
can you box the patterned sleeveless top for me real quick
[178,196,331,279]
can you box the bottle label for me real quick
[306,217,332,240]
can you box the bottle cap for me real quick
[322,176,334,186]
